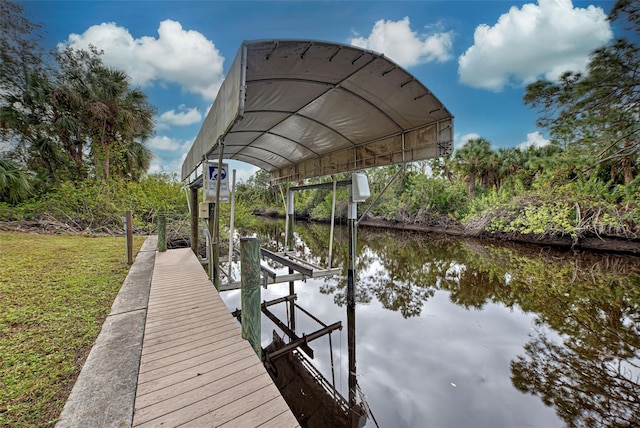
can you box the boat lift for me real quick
[212,175,369,292]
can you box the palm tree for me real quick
[0,157,32,204]
[82,64,155,182]
[119,139,152,181]
[452,137,494,197]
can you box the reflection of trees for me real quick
[299,226,458,316]
[358,231,453,317]
[512,330,640,427]
[250,220,640,425]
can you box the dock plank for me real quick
[137,336,244,377]
[136,347,256,397]
[133,248,299,428]
[216,396,294,428]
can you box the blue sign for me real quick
[208,165,227,181]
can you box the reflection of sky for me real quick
[221,276,562,427]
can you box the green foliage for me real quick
[0,157,32,204]
[492,201,578,236]
[452,137,495,196]
[1,173,188,232]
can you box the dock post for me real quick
[158,214,167,252]
[240,237,261,357]
[125,210,133,264]
[211,144,224,291]
[190,187,198,256]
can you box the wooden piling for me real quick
[157,214,167,252]
[240,237,261,358]
[190,187,198,256]
[125,210,133,264]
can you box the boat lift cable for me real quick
[358,384,381,428]
[202,221,211,270]
[183,184,192,215]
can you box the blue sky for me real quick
[22,0,618,182]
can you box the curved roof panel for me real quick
[182,39,454,184]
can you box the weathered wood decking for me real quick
[133,248,299,427]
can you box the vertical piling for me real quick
[208,203,215,281]
[157,214,167,252]
[211,146,224,291]
[125,210,133,264]
[228,169,237,281]
[240,237,261,358]
[286,188,296,331]
[190,187,198,256]
[347,191,358,428]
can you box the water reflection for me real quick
[231,220,640,427]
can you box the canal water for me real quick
[220,221,640,427]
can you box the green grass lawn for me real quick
[0,232,145,427]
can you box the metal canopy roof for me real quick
[182,39,454,185]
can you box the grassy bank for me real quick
[0,232,145,427]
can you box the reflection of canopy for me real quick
[182,39,454,185]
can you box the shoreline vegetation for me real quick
[253,211,640,256]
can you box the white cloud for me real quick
[458,0,612,91]
[147,135,192,152]
[455,132,481,150]
[147,136,191,177]
[63,20,225,99]
[518,131,550,150]
[351,17,453,67]
[230,162,260,184]
[158,106,202,128]
[148,152,187,177]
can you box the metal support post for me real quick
[212,142,225,290]
[347,188,357,428]
[285,188,295,251]
[285,187,296,331]
[208,203,215,281]
[328,176,337,268]
[228,169,237,281]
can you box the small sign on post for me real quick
[204,161,229,203]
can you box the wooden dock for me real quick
[132,248,300,427]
